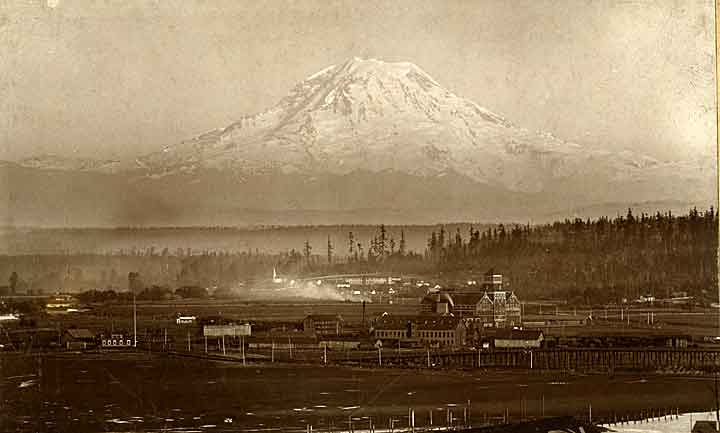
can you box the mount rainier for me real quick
[3,57,714,226]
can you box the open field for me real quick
[2,352,716,433]
[35,301,419,336]
[33,301,720,343]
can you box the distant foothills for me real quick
[0,207,716,306]
[1,58,715,227]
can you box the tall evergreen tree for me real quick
[327,236,333,265]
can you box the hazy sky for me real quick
[0,0,716,162]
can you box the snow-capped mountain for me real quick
[134,57,711,199]
[4,57,715,226]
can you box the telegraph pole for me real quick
[715,372,719,431]
[129,272,138,348]
[133,289,137,348]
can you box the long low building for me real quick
[492,329,544,349]
[522,314,588,328]
[372,314,467,348]
[203,323,251,337]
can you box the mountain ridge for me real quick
[3,57,715,226]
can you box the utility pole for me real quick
[715,373,719,431]
[529,350,533,369]
[133,279,137,348]
[466,400,471,427]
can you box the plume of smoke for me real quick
[296,281,345,301]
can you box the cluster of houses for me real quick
[58,270,547,352]
[61,329,133,350]
[297,271,544,350]
[420,272,522,327]
[291,312,544,350]
[370,313,544,350]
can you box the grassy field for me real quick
[31,301,419,351]
[1,352,714,433]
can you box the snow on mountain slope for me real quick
[134,57,700,200]
[12,57,715,223]
[19,154,124,173]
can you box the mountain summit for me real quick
[136,57,710,198]
[5,58,715,226]
[139,57,513,180]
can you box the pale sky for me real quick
[0,0,716,163]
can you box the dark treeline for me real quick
[426,208,718,304]
[0,251,298,294]
[0,208,716,305]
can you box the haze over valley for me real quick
[2,58,715,227]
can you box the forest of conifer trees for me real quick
[424,208,717,303]
[0,208,716,305]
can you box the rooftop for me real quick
[304,314,343,321]
[492,329,544,340]
[374,315,462,331]
[65,328,95,340]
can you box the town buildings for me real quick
[492,329,544,349]
[421,271,522,327]
[203,323,252,337]
[372,314,466,348]
[63,328,97,350]
[176,315,197,325]
[100,332,132,348]
[303,314,344,336]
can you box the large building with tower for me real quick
[421,270,522,328]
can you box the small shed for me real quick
[62,329,97,350]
